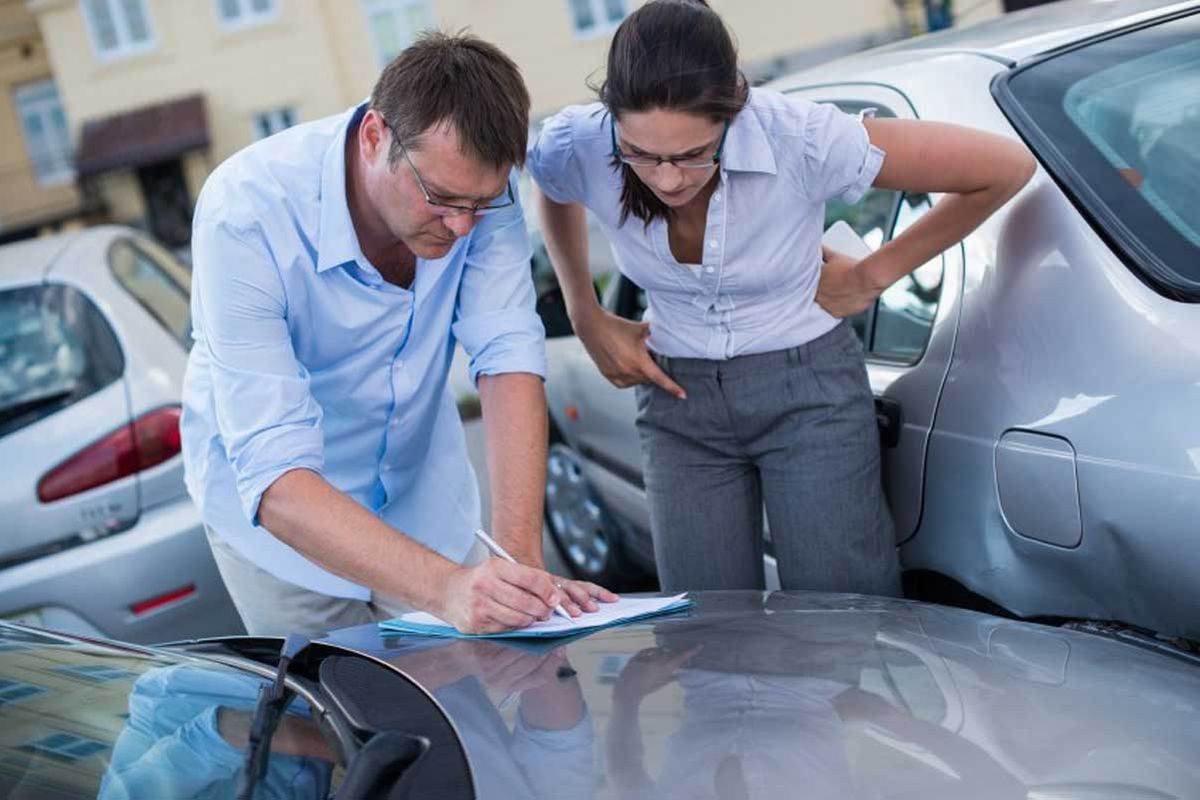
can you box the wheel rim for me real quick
[545,446,611,578]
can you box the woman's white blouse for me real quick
[526,87,885,360]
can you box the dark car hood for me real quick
[325,591,1200,799]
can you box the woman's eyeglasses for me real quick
[610,119,728,169]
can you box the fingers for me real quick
[641,355,687,399]
[560,580,619,614]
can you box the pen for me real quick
[473,528,574,624]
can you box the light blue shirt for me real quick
[526,88,884,360]
[181,103,545,598]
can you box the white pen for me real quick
[473,528,574,624]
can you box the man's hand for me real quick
[816,245,887,318]
[438,558,563,634]
[555,576,619,617]
[574,308,686,399]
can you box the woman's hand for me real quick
[573,308,687,399]
[816,245,886,318]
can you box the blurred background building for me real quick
[1,0,1037,248]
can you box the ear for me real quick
[359,108,388,165]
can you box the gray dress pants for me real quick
[635,321,901,596]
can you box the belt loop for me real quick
[787,345,801,366]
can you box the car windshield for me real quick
[0,629,335,799]
[999,12,1200,300]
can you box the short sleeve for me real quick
[798,102,886,204]
[525,106,589,205]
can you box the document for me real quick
[379,593,692,639]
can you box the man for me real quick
[181,33,615,638]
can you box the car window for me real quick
[997,12,1200,300]
[0,284,124,439]
[108,238,192,349]
[0,642,333,800]
[870,193,943,362]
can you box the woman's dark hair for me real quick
[596,0,749,226]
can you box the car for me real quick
[535,0,1200,639]
[325,589,1200,798]
[0,226,243,643]
[0,620,470,799]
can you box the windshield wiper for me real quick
[0,389,74,427]
[236,634,310,800]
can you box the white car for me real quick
[0,226,242,642]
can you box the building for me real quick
[18,0,1001,248]
[0,0,84,244]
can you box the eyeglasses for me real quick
[397,141,515,218]
[610,119,728,170]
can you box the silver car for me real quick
[539,0,1200,639]
[329,591,1200,798]
[0,227,243,642]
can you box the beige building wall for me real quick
[0,0,79,236]
[21,0,1007,237]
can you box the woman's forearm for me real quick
[862,171,1029,289]
[534,187,601,323]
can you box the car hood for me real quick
[325,591,1200,799]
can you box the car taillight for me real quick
[37,406,183,503]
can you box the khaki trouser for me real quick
[205,526,486,637]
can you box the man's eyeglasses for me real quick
[610,119,728,170]
[397,141,514,218]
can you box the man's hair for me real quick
[370,31,531,172]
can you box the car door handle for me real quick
[875,397,902,448]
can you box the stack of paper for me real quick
[379,593,692,639]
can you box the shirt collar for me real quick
[316,102,369,273]
[718,98,777,176]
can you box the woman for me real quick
[526,0,1034,594]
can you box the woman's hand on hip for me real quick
[574,308,687,399]
[816,245,886,318]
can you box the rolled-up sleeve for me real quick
[525,107,588,205]
[191,214,325,524]
[796,101,886,205]
[451,177,546,384]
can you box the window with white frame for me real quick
[253,106,296,140]
[80,0,156,60]
[215,0,279,31]
[22,732,108,762]
[0,679,48,706]
[566,0,627,37]
[362,0,433,68]
[13,80,74,186]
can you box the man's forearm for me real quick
[477,372,548,567]
[258,469,458,612]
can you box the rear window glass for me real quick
[997,12,1200,300]
[0,284,123,438]
[108,238,192,349]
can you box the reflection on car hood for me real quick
[327,591,1200,800]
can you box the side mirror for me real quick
[536,285,575,339]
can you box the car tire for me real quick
[544,442,648,591]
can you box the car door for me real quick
[783,84,965,544]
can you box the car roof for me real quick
[0,226,135,290]
[866,0,1196,63]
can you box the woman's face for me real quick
[615,109,725,208]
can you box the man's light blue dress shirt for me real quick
[181,103,545,599]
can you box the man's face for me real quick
[358,110,511,260]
